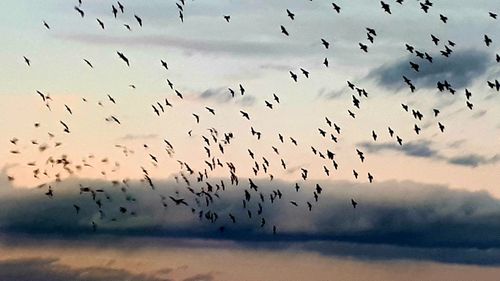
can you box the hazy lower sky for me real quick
[1,0,499,280]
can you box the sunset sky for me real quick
[1,0,500,280]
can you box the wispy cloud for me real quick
[359,140,499,168]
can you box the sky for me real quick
[0,0,500,280]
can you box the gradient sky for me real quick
[1,0,500,280]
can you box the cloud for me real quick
[2,177,500,264]
[59,33,311,58]
[359,140,441,159]
[359,141,499,168]
[368,49,491,90]
[0,257,169,281]
[119,133,159,141]
[182,273,216,281]
[196,87,256,106]
[447,154,500,168]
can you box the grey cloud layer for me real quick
[2,177,500,264]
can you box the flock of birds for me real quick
[7,0,500,235]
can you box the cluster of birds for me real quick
[7,0,500,235]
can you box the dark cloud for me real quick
[447,154,500,168]
[359,140,441,159]
[0,257,169,281]
[2,177,500,264]
[359,141,499,168]
[368,49,491,90]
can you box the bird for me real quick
[224,15,230,22]
[380,1,391,14]
[289,71,298,82]
[134,15,143,26]
[112,5,118,18]
[484,34,492,47]
[280,25,289,36]
[117,51,129,66]
[43,21,50,29]
[438,122,445,132]
[161,60,168,70]
[286,9,295,20]
[74,6,84,17]
[83,59,93,68]
[359,43,368,52]
[169,196,188,206]
[96,18,105,29]
[332,2,341,13]
[440,14,448,23]
[23,56,31,66]
[351,199,358,208]
[321,38,330,49]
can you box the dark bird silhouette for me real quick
[96,18,105,29]
[484,34,492,47]
[359,42,368,52]
[440,14,448,23]
[290,71,298,82]
[112,5,118,18]
[134,15,143,26]
[75,6,84,17]
[351,198,358,208]
[117,51,129,66]
[83,59,93,68]
[321,38,330,49]
[409,61,420,72]
[169,196,188,206]
[43,21,50,29]
[286,9,295,20]
[380,1,391,14]
[438,122,445,132]
[332,2,341,13]
[280,25,289,36]
[117,1,124,13]
[161,60,168,70]
[23,56,31,66]
[205,107,216,115]
[224,15,230,22]
[300,68,309,78]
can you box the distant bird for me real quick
[224,15,230,22]
[351,199,358,208]
[286,9,295,20]
[74,6,84,17]
[161,60,168,70]
[332,2,341,13]
[438,122,445,132]
[484,34,492,47]
[83,59,93,68]
[280,25,289,36]
[321,38,330,49]
[43,21,50,29]
[117,51,129,66]
[134,15,143,26]
[380,1,391,14]
[23,56,31,66]
[96,18,105,29]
